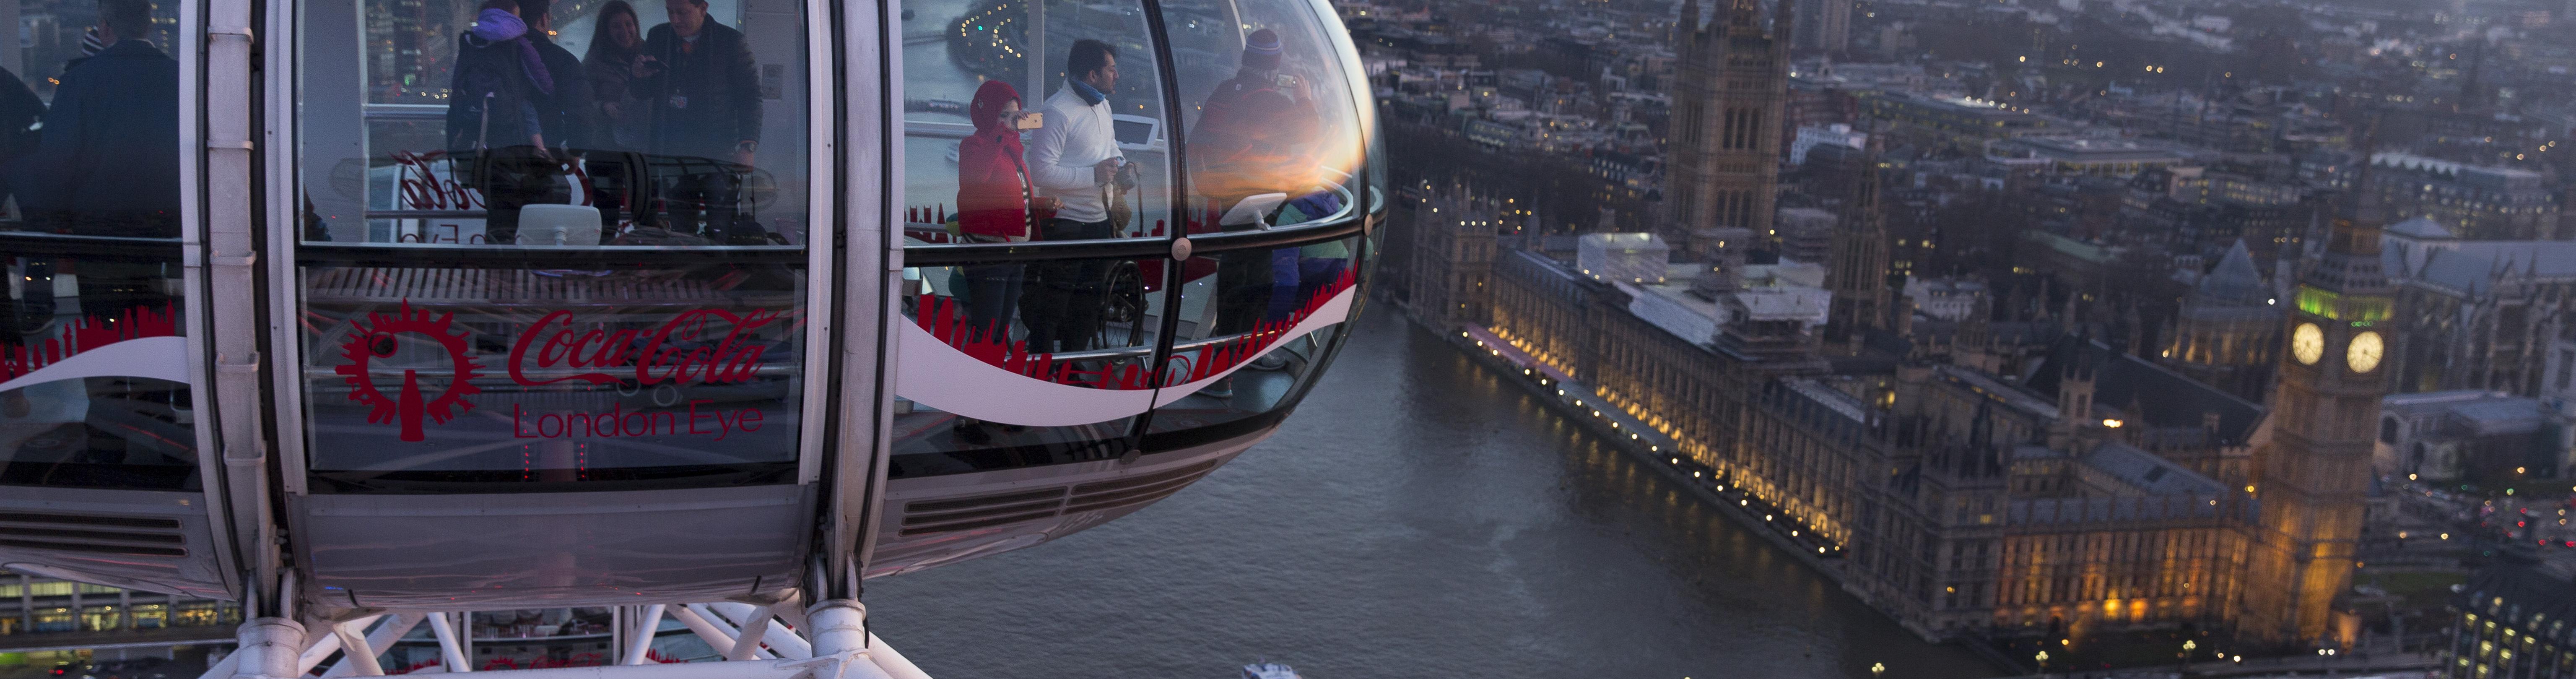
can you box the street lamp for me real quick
[1870,662,1885,678]
[2181,640,2197,674]
[2036,650,2049,678]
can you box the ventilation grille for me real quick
[1067,460,1215,515]
[899,488,1068,536]
[0,512,187,557]
[894,461,1221,537]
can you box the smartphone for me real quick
[1013,111,1044,130]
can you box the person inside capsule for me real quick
[1190,28,1345,400]
[1022,39,1132,357]
[0,0,192,489]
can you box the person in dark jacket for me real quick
[631,0,763,243]
[15,0,177,239]
[520,0,591,152]
[7,0,176,339]
[581,0,648,230]
[446,0,559,244]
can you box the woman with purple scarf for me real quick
[444,0,560,243]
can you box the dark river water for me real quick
[869,304,2006,678]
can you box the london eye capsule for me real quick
[0,0,1377,671]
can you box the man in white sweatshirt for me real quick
[1020,38,1129,354]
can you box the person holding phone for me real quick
[947,79,1045,442]
[956,81,1042,338]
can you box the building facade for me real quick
[2240,187,2398,646]
[1666,0,1789,250]
[2161,240,2284,404]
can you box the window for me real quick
[0,0,195,491]
[897,0,1174,243]
[2381,416,2399,444]
[293,0,820,491]
[885,0,1370,473]
[299,0,814,247]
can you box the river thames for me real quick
[870,304,2005,678]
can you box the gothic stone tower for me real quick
[2242,173,2396,647]
[1668,0,1788,259]
[1821,138,1891,356]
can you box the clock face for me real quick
[2292,323,2324,365]
[2348,330,2384,373]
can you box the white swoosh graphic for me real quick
[896,286,1354,426]
[0,336,192,393]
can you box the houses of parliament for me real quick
[1397,0,2390,650]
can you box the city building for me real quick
[1791,0,1850,55]
[2367,153,2561,241]
[1405,190,1507,331]
[1989,136,2196,178]
[2381,222,2576,398]
[1666,0,1790,258]
[1863,92,2051,153]
[2160,240,2283,405]
[0,577,239,671]
[2376,390,2569,486]
[1777,206,1838,263]
[2239,177,2399,647]
[2442,557,2576,679]
[1791,122,1867,166]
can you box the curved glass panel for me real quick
[296,255,806,492]
[889,251,1163,477]
[897,0,1176,243]
[1144,232,1357,440]
[0,0,192,490]
[1162,0,1361,233]
[298,0,813,246]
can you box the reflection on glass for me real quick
[0,0,192,490]
[301,0,810,246]
[1164,0,1360,233]
[898,0,1171,241]
[298,260,805,491]
[891,251,1167,476]
[1149,234,1358,437]
[0,251,192,490]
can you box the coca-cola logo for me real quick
[335,303,485,442]
[338,302,784,441]
[506,309,782,388]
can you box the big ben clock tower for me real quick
[2244,161,2395,647]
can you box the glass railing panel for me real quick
[890,250,1173,476]
[0,237,194,490]
[1143,232,1359,439]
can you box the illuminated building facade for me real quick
[2443,558,2576,679]
[2241,177,2399,646]
[2161,240,2283,405]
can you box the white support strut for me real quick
[428,611,474,672]
[323,612,423,678]
[618,604,666,665]
[205,601,931,679]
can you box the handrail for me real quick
[0,230,185,258]
[296,242,808,268]
[901,211,1363,266]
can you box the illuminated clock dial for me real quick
[2291,323,2324,365]
[2347,330,2384,373]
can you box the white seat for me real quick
[515,204,603,246]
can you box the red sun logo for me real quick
[335,302,484,442]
